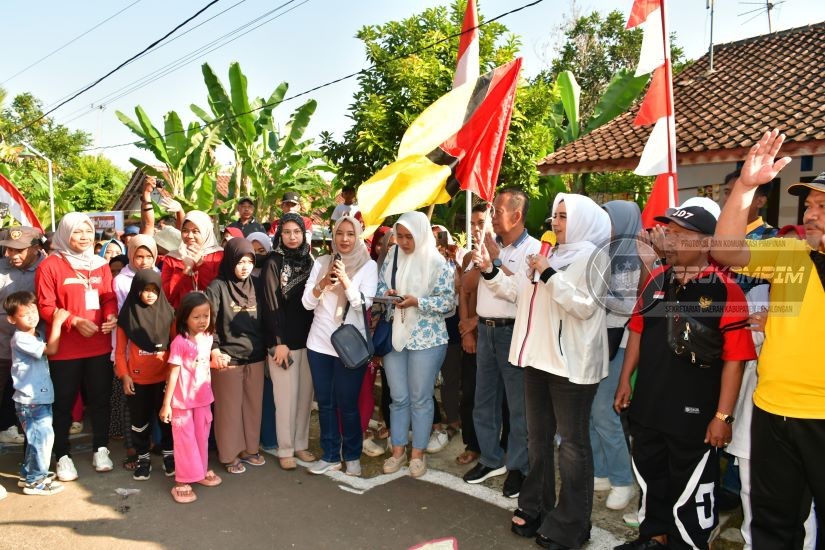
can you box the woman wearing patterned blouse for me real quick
[378,211,456,479]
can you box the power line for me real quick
[8,0,223,139]
[1,0,144,86]
[83,0,546,153]
[49,0,251,114]
[58,0,306,124]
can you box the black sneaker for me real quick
[133,460,151,481]
[502,469,524,498]
[163,455,175,477]
[463,463,507,484]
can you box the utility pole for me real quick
[707,0,715,73]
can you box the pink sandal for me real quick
[171,484,197,503]
[196,470,223,486]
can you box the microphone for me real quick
[532,231,556,284]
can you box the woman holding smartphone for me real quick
[302,214,377,477]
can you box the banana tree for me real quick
[192,62,287,214]
[115,106,220,212]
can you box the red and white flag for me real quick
[0,173,43,230]
[454,0,480,89]
[627,0,678,227]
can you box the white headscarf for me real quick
[246,231,272,254]
[52,213,108,271]
[318,215,372,322]
[167,210,223,259]
[388,211,446,351]
[550,193,611,270]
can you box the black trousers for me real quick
[459,351,480,453]
[50,353,113,458]
[751,405,825,550]
[520,367,597,548]
[631,422,719,550]
[126,382,172,458]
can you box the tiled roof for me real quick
[537,22,825,175]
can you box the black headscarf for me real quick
[117,269,174,352]
[272,213,313,300]
[218,238,257,309]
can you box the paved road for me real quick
[0,437,623,550]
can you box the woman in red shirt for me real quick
[161,211,224,309]
[35,212,118,482]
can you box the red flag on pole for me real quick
[0,173,43,230]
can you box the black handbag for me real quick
[331,293,374,370]
[372,246,398,357]
[666,310,724,368]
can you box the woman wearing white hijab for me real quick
[35,212,120,481]
[379,211,456,479]
[302,214,377,477]
[477,193,611,548]
[161,210,224,309]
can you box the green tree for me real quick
[192,62,337,223]
[321,0,558,195]
[545,9,685,125]
[61,155,130,212]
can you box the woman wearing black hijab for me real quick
[205,238,266,473]
[261,213,317,470]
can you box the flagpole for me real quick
[659,0,677,207]
[465,189,473,251]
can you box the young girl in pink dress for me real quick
[159,292,221,503]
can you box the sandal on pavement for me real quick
[171,484,197,503]
[295,450,316,462]
[225,460,246,475]
[197,470,223,486]
[455,450,479,465]
[239,453,266,466]
[511,509,540,538]
[279,457,297,470]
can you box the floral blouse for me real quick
[376,260,456,351]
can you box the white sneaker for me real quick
[623,508,640,527]
[92,447,113,472]
[594,476,611,492]
[426,430,449,453]
[606,485,634,510]
[56,455,78,481]
[362,437,386,457]
[345,460,362,477]
[0,425,25,445]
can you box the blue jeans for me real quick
[15,402,55,484]
[260,373,277,450]
[473,324,528,474]
[383,345,447,450]
[589,348,633,486]
[307,349,365,462]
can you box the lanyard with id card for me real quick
[85,286,100,310]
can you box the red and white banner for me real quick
[0,173,43,231]
[627,0,678,227]
[454,0,480,89]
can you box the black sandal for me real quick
[511,508,540,538]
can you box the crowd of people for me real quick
[0,131,822,549]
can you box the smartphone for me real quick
[372,295,403,305]
[330,252,342,282]
[436,230,449,248]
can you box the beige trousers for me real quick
[212,361,265,464]
[269,348,314,458]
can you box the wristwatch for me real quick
[492,258,502,269]
[715,411,735,424]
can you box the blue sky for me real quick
[3,0,823,170]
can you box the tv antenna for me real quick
[739,1,785,33]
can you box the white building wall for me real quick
[676,155,825,226]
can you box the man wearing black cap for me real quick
[228,197,266,237]
[613,205,755,550]
[0,227,45,445]
[269,192,313,242]
[713,130,825,548]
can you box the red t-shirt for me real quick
[35,254,117,361]
[160,252,223,309]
